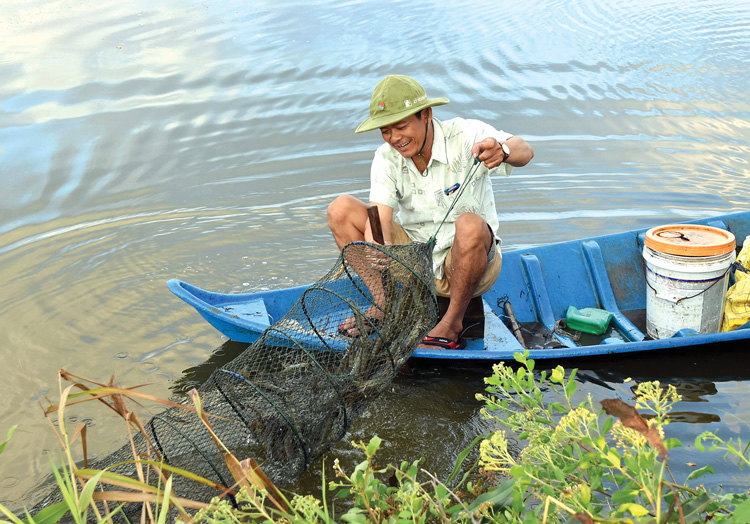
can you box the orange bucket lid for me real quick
[644,224,736,256]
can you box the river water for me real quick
[2,0,750,506]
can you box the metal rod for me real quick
[503,301,526,348]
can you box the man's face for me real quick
[379,112,427,158]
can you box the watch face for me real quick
[501,143,510,155]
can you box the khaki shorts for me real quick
[390,222,502,298]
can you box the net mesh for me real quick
[32,240,438,517]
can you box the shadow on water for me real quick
[174,338,750,425]
[172,340,252,397]
[11,337,748,512]
[171,337,750,491]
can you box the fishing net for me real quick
[31,240,438,518]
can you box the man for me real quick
[328,75,533,349]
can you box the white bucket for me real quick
[643,245,735,339]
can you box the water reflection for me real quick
[2,0,750,506]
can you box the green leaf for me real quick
[678,492,714,523]
[1,503,31,524]
[341,508,367,524]
[156,476,173,524]
[664,437,682,450]
[686,465,714,482]
[550,402,568,413]
[621,503,650,517]
[466,479,515,511]
[602,417,613,435]
[607,449,621,468]
[512,489,524,513]
[0,425,17,455]
[565,373,577,399]
[550,366,564,384]
[733,497,750,523]
[366,435,382,456]
[18,501,68,524]
[446,434,484,485]
[624,455,639,472]
[78,470,107,513]
[611,489,638,505]
[579,483,591,505]
[49,460,80,524]
[694,433,707,452]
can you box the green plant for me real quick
[476,350,750,523]
[328,435,471,523]
[6,355,750,524]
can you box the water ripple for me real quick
[2,0,750,504]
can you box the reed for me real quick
[3,370,289,524]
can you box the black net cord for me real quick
[220,369,311,467]
[150,413,236,505]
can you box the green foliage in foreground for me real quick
[4,351,750,523]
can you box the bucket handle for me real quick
[656,230,690,241]
[646,266,730,304]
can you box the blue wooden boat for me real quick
[167,211,750,360]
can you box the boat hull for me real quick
[168,212,750,360]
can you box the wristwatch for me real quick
[500,141,510,163]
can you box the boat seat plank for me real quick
[223,298,271,328]
[581,240,645,342]
[520,254,578,348]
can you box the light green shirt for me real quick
[369,117,513,279]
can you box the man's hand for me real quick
[471,137,507,169]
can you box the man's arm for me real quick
[472,136,534,169]
[366,202,395,245]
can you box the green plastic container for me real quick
[565,306,613,335]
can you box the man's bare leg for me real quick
[327,195,369,248]
[420,213,493,347]
[327,195,386,333]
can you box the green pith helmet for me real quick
[355,75,449,133]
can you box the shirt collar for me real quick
[429,118,448,166]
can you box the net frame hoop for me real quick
[219,368,311,467]
[341,241,438,317]
[150,413,234,491]
[298,286,396,372]
[253,325,351,432]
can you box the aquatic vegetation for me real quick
[475,351,750,523]
[5,353,750,523]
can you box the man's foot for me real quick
[419,336,465,350]
[337,307,384,337]
[338,317,380,338]
[417,321,463,350]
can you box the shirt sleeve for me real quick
[368,149,401,208]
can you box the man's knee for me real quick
[328,195,360,227]
[454,213,491,250]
